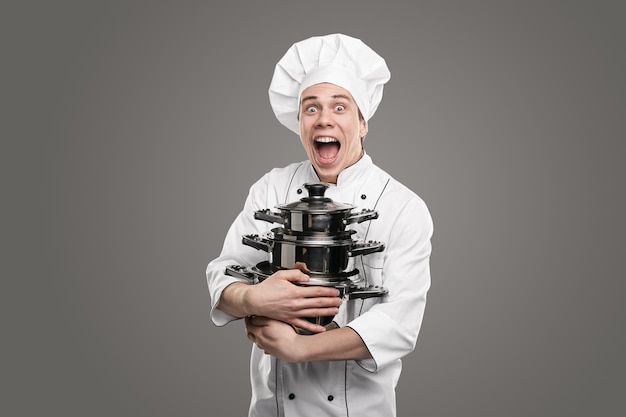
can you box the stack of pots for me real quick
[225,182,388,328]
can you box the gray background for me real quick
[3,1,625,416]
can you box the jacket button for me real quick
[360,194,367,200]
[297,189,303,194]
[288,393,295,400]
[327,395,334,401]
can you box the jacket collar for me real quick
[305,152,374,187]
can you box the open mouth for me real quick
[315,137,341,163]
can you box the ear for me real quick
[360,119,368,138]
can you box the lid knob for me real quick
[304,183,330,199]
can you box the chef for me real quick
[206,33,433,416]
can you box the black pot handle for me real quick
[242,234,271,252]
[348,241,385,257]
[224,265,256,281]
[347,285,389,300]
[343,209,379,225]
[254,209,285,225]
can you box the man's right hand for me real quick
[219,269,342,334]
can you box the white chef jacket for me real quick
[206,153,433,417]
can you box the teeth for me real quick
[315,137,338,143]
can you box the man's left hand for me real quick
[245,316,304,362]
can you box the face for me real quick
[299,83,368,184]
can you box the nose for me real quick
[315,108,334,128]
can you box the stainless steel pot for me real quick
[242,229,384,275]
[254,183,378,233]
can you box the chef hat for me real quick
[268,33,391,135]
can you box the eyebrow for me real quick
[301,94,352,103]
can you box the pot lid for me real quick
[269,227,356,243]
[276,183,356,213]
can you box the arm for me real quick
[245,316,372,363]
[346,192,433,371]
[218,270,343,333]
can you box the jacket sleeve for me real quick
[205,175,272,326]
[346,191,433,372]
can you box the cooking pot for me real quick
[242,229,385,276]
[254,183,378,233]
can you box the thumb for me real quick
[273,268,310,284]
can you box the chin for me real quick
[316,169,341,183]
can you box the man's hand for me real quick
[245,316,373,363]
[245,316,303,362]
[219,269,342,334]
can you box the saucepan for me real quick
[242,230,385,275]
[254,183,379,233]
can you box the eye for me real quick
[335,105,346,111]
[305,105,318,113]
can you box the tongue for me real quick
[318,142,340,160]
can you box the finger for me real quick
[289,306,340,319]
[287,296,342,313]
[288,318,327,334]
[292,262,310,273]
[245,317,264,338]
[246,326,264,349]
[273,269,311,284]
[298,285,342,299]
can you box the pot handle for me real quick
[343,209,379,225]
[349,240,385,257]
[347,285,389,300]
[242,234,271,252]
[254,209,285,225]
[224,265,256,282]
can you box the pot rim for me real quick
[270,227,355,240]
[265,230,356,246]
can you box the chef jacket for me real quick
[206,153,433,416]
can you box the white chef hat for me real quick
[268,33,391,135]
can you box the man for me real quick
[206,33,433,416]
